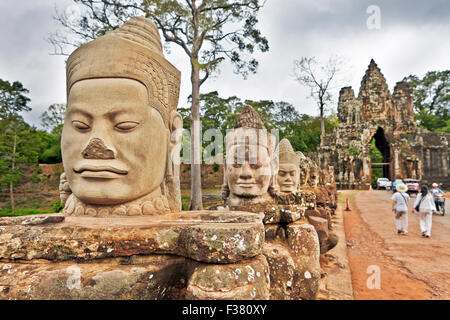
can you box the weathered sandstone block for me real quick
[286,221,321,300]
[185,255,270,300]
[0,211,268,300]
[307,216,329,254]
[262,242,295,300]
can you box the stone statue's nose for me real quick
[239,163,252,179]
[81,138,116,159]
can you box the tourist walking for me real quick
[391,183,410,235]
[413,185,436,238]
[430,182,444,213]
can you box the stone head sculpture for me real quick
[222,105,278,206]
[296,151,309,187]
[307,158,320,188]
[61,17,183,217]
[327,166,335,185]
[318,169,326,186]
[277,138,301,194]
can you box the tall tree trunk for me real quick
[10,130,16,213]
[9,182,15,213]
[320,102,325,136]
[189,63,203,210]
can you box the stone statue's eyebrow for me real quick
[103,108,141,121]
[67,106,92,120]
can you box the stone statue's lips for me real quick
[236,182,257,188]
[73,164,128,179]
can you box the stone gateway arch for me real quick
[319,60,450,190]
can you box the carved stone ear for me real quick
[169,111,183,144]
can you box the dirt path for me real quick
[342,190,450,300]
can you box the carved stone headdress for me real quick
[234,105,266,129]
[278,138,300,166]
[225,105,273,151]
[66,16,180,128]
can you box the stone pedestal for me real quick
[0,211,269,300]
[232,203,321,300]
[263,220,321,300]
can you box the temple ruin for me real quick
[319,59,450,189]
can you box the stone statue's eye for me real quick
[279,171,286,177]
[72,120,90,131]
[232,163,242,168]
[115,121,139,131]
[250,163,261,170]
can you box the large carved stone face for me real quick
[61,78,168,205]
[277,163,300,193]
[226,144,271,198]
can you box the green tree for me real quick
[0,78,40,212]
[272,101,301,130]
[185,91,242,134]
[0,117,41,212]
[38,104,66,164]
[287,114,337,153]
[243,99,277,131]
[40,103,66,135]
[369,138,383,183]
[437,118,450,133]
[35,130,62,164]
[403,70,450,131]
[201,91,242,133]
[0,79,31,118]
[50,0,269,210]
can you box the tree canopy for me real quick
[403,70,450,132]
[40,103,66,135]
[0,79,31,118]
[0,79,37,211]
[179,91,338,154]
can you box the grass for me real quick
[181,194,190,211]
[181,187,223,210]
[0,208,55,217]
[1,188,223,216]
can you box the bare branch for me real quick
[292,55,343,134]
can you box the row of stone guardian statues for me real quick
[0,17,337,300]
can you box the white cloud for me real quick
[0,0,448,127]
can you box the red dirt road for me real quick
[342,190,450,300]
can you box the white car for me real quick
[376,178,391,190]
[403,179,420,194]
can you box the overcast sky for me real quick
[1,0,449,128]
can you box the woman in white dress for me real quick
[391,183,410,235]
[413,185,436,238]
